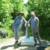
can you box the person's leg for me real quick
[36,31,41,46]
[14,28,20,48]
[34,32,37,46]
[15,31,19,44]
[32,29,37,46]
[37,27,41,44]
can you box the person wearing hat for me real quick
[13,12,27,48]
[28,11,41,46]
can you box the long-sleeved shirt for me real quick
[13,16,27,31]
[28,16,39,29]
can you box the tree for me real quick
[28,0,50,40]
[0,0,14,37]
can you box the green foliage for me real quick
[0,0,14,37]
[0,0,28,37]
[28,0,50,40]
[0,0,50,40]
[11,0,28,17]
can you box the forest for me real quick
[0,0,50,40]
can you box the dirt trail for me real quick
[0,38,49,50]
[0,38,37,50]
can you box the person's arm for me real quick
[36,18,39,27]
[28,17,32,24]
[27,17,32,27]
[22,17,27,27]
[22,17,27,23]
[12,16,19,29]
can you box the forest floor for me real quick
[0,38,50,50]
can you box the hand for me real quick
[27,21,30,27]
[25,22,27,27]
[25,22,30,27]
[28,23,30,27]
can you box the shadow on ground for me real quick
[0,44,37,50]
[0,44,14,50]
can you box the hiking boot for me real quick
[14,41,21,48]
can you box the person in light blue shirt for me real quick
[28,11,41,46]
[13,12,27,47]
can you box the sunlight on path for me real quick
[2,46,37,50]
[0,38,37,50]
[0,38,15,48]
[0,38,50,50]
[45,47,50,50]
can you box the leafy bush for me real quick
[0,0,50,40]
[28,0,50,40]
